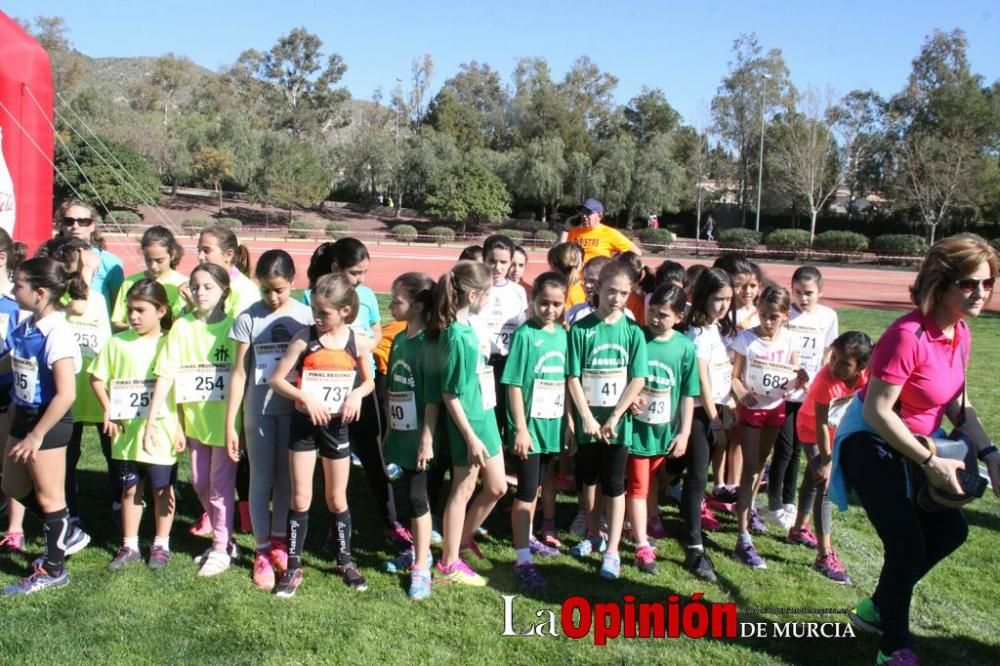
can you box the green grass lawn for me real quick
[1,307,998,665]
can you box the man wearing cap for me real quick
[559,198,639,264]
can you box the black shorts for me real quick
[289,411,351,460]
[10,404,73,450]
[116,460,178,490]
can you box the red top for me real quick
[797,365,869,444]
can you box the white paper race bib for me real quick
[12,355,38,404]
[709,359,732,402]
[582,367,627,407]
[388,390,418,431]
[746,358,797,400]
[530,378,565,419]
[176,363,230,403]
[70,320,108,358]
[300,369,356,416]
[109,379,158,420]
[636,386,671,425]
[827,395,854,429]
[789,323,825,372]
[253,342,288,386]
[479,366,497,410]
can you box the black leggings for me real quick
[575,444,628,498]
[402,469,430,518]
[796,445,833,536]
[427,429,452,516]
[769,400,802,509]
[66,422,115,520]
[664,406,716,548]
[514,453,556,503]
[840,431,968,654]
[348,391,398,528]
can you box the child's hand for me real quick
[226,428,241,463]
[794,369,810,390]
[669,432,690,459]
[562,428,577,457]
[301,395,332,426]
[178,283,194,308]
[814,458,832,484]
[629,393,647,416]
[416,432,434,471]
[142,425,157,455]
[582,415,603,441]
[514,428,533,460]
[102,415,122,439]
[466,436,488,467]
[341,392,363,424]
[9,431,43,463]
[174,429,186,454]
[599,413,620,444]
[740,391,758,408]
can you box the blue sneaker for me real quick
[409,569,432,601]
[2,566,69,596]
[385,549,433,573]
[570,534,607,558]
[513,562,547,590]
[599,553,621,580]
[734,540,767,569]
[528,535,559,558]
[749,509,768,535]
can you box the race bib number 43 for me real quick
[530,378,565,419]
[636,386,671,425]
[176,363,230,403]
[109,379,159,420]
[301,370,356,416]
[582,367,627,408]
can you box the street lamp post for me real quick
[754,73,771,233]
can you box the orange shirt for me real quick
[373,319,406,375]
[566,224,635,264]
[566,282,587,310]
[797,365,869,445]
[626,292,646,326]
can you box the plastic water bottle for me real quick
[385,463,402,481]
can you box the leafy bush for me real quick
[215,217,242,230]
[181,219,210,235]
[871,234,928,257]
[764,229,812,251]
[638,228,676,251]
[325,221,349,239]
[288,219,316,239]
[514,211,536,221]
[426,226,457,243]
[496,228,525,242]
[534,230,559,244]
[104,210,141,227]
[717,228,762,250]
[812,230,869,255]
[392,224,418,243]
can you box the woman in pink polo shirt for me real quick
[835,234,1000,666]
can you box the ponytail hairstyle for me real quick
[200,225,250,276]
[126,278,173,331]
[189,262,232,307]
[648,283,688,319]
[307,242,337,289]
[682,267,734,337]
[830,330,873,369]
[547,242,584,288]
[36,236,90,302]
[312,273,359,325]
[16,257,85,307]
[54,198,106,250]
[141,225,184,269]
[330,237,371,271]
[756,284,792,319]
[428,260,491,339]
[0,228,27,277]
[614,250,655,293]
[255,249,296,282]
[392,272,436,324]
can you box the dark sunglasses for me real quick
[954,277,995,293]
[61,217,94,227]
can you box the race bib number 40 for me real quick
[109,379,159,420]
[176,363,230,403]
[530,379,565,419]
[746,358,797,401]
[300,370,356,416]
[636,386,671,425]
[388,390,418,431]
[582,367,627,408]
[12,355,38,404]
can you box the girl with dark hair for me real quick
[54,198,124,317]
[111,225,188,331]
[197,226,257,317]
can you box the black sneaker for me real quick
[337,562,368,591]
[684,548,718,583]
[107,546,141,572]
[274,568,303,598]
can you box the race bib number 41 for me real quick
[109,379,159,420]
[176,363,230,403]
[582,367,627,408]
[479,366,497,410]
[300,370,356,416]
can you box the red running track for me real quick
[105,237,995,312]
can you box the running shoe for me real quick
[337,562,368,591]
[749,509,768,535]
[194,540,239,566]
[189,512,212,537]
[647,516,667,539]
[814,551,852,585]
[460,539,490,568]
[848,597,883,635]
[569,510,588,538]
[385,548,432,573]
[430,528,443,546]
[540,519,561,548]
[434,559,486,587]
[764,507,793,530]
[635,544,657,575]
[877,649,920,665]
[198,549,231,577]
[513,562,547,590]
[715,487,739,504]
[409,568,432,600]
[569,534,607,558]
[148,545,171,570]
[733,540,767,569]
[269,538,289,572]
[700,500,722,532]
[238,501,252,534]
[683,548,718,583]
[783,503,798,519]
[64,526,91,556]
[705,494,736,514]
[787,526,819,549]
[528,535,559,558]
[385,521,413,548]
[2,565,68,596]
[107,546,141,572]
[599,552,621,580]
[0,531,26,555]
[274,567,303,598]
[253,552,276,591]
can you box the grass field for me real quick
[0,307,997,665]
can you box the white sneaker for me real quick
[197,549,231,577]
[193,541,239,566]
[763,508,788,528]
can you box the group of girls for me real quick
[0,206,871,601]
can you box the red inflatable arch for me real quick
[0,11,55,254]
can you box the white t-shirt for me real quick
[685,323,732,407]
[731,327,798,411]
[482,280,527,356]
[786,305,839,402]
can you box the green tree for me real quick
[130,53,194,125]
[426,61,510,150]
[508,137,567,221]
[424,161,511,232]
[828,90,891,219]
[623,87,681,144]
[192,146,235,212]
[55,135,161,211]
[250,136,331,221]
[20,16,88,94]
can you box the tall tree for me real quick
[508,137,567,221]
[130,54,194,125]
[192,146,234,212]
[424,161,511,232]
[20,16,88,94]
[249,135,331,221]
[828,90,891,219]
[622,87,681,144]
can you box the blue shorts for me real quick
[116,460,178,490]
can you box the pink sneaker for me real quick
[385,521,413,548]
[540,519,561,548]
[647,516,667,540]
[700,500,721,532]
[253,551,276,591]
[0,531,26,555]
[189,513,212,537]
[705,494,736,514]
[269,538,289,572]
[787,526,819,549]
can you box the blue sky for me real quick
[6,1,999,125]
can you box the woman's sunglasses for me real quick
[61,217,94,227]
[954,277,995,293]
